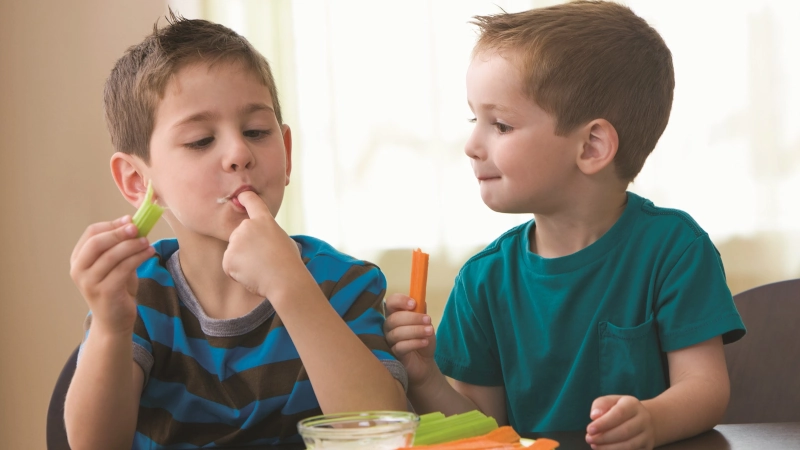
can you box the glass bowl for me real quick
[297,410,420,449]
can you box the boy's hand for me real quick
[586,395,656,450]
[70,215,155,335]
[223,191,306,299]
[383,293,437,388]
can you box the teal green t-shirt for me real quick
[434,192,745,433]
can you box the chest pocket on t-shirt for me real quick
[597,316,667,400]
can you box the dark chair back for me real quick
[723,278,800,423]
[47,345,79,450]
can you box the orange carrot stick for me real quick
[410,248,429,313]
[399,426,532,449]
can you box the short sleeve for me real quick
[330,263,408,391]
[656,234,746,352]
[435,275,503,386]
[78,310,155,384]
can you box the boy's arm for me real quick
[645,336,729,445]
[65,336,144,450]
[413,374,508,424]
[65,215,154,449]
[452,381,508,425]
[223,192,406,412]
[587,336,729,448]
[269,278,407,412]
[384,293,508,422]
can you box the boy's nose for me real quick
[464,130,485,161]
[224,137,255,171]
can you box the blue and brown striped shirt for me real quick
[82,236,406,449]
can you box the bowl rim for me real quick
[297,410,420,439]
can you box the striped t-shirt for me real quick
[82,236,406,448]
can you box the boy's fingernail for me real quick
[424,326,433,334]
[408,300,415,309]
[591,408,602,417]
[422,315,431,324]
[588,426,596,434]
[120,215,131,224]
[125,224,137,236]
[585,435,594,443]
[139,237,149,245]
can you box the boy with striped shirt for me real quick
[65,14,407,449]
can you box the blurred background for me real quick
[1,0,798,447]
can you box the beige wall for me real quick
[0,1,167,447]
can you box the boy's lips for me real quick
[222,185,256,209]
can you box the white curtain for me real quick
[170,0,800,320]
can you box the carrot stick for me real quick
[409,248,429,313]
[399,426,529,449]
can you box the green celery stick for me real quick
[414,418,498,445]
[416,410,485,432]
[413,410,499,446]
[132,180,164,238]
[419,412,447,422]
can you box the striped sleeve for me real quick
[314,257,408,391]
[78,310,154,384]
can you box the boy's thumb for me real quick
[590,395,622,419]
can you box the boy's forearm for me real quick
[65,327,139,450]
[270,274,408,412]
[407,366,479,416]
[642,375,729,447]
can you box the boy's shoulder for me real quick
[460,221,532,273]
[456,192,710,276]
[632,192,707,240]
[292,234,379,268]
[291,235,386,291]
[137,238,179,287]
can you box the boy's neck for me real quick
[176,236,266,320]
[529,189,628,259]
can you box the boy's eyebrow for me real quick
[172,103,276,129]
[240,102,275,116]
[481,103,513,113]
[468,101,513,113]
[173,111,216,128]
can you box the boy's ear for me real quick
[110,152,148,207]
[281,124,292,186]
[576,119,618,176]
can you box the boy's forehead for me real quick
[467,55,526,102]
[154,61,276,126]
[165,60,269,96]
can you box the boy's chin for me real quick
[482,199,531,215]
[481,196,512,213]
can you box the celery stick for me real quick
[132,180,164,237]
[414,418,498,445]
[413,410,499,446]
[419,412,446,422]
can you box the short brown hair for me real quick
[104,11,282,162]
[472,1,674,181]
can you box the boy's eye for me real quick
[468,117,477,124]
[244,129,271,139]
[186,136,214,149]
[494,122,512,133]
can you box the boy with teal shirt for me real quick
[65,14,407,449]
[384,2,745,449]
